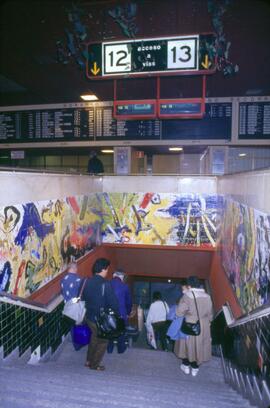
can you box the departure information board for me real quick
[162,102,232,139]
[0,101,234,143]
[238,101,270,139]
[0,108,95,141]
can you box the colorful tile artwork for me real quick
[221,198,270,313]
[0,195,102,297]
[100,192,219,247]
[0,192,219,298]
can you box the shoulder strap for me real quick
[191,291,200,320]
[162,301,168,315]
[78,278,87,299]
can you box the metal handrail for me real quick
[0,290,63,313]
[214,302,270,327]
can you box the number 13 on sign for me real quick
[167,36,198,70]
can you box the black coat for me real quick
[82,274,119,322]
[87,157,104,174]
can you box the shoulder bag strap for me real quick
[191,291,200,321]
[162,301,168,316]
[78,278,87,299]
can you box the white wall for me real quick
[217,168,270,213]
[102,175,217,194]
[0,172,217,207]
[0,171,103,207]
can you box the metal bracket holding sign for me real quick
[86,33,216,79]
[157,75,206,119]
[112,73,206,120]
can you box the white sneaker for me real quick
[191,368,199,377]
[180,364,190,375]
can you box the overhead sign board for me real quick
[87,34,216,79]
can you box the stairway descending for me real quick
[0,340,253,408]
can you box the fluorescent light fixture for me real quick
[238,153,247,157]
[169,147,183,152]
[80,94,98,101]
[101,149,114,154]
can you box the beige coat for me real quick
[174,288,213,364]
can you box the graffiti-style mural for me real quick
[221,199,270,313]
[231,314,270,385]
[0,195,102,298]
[100,192,219,247]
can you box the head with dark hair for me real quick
[153,291,162,301]
[92,258,110,275]
[187,276,201,288]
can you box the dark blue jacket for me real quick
[111,277,132,322]
[82,274,119,322]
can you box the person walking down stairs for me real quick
[174,276,213,377]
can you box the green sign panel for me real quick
[87,34,216,78]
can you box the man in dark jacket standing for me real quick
[107,268,132,354]
[82,258,119,370]
[87,151,104,174]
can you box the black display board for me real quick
[162,102,232,140]
[0,102,233,142]
[0,108,95,141]
[238,101,270,139]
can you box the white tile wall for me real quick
[218,169,270,213]
[0,172,103,207]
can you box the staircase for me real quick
[0,340,253,408]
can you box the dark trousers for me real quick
[152,321,169,351]
[86,319,108,368]
[182,358,199,369]
[107,333,127,354]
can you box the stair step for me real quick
[0,346,253,408]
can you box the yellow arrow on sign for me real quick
[91,62,100,76]
[201,54,211,69]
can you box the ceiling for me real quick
[1,0,270,107]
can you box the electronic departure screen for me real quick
[162,102,232,140]
[0,108,94,141]
[114,100,156,119]
[158,99,204,118]
[238,101,270,139]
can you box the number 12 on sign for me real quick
[167,36,198,70]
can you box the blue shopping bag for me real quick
[71,324,91,350]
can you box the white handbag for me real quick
[62,279,87,324]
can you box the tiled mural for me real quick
[100,192,220,247]
[221,199,270,313]
[231,313,270,385]
[0,191,219,300]
[0,195,102,298]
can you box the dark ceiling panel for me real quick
[0,0,270,106]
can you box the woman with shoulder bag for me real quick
[174,276,213,377]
